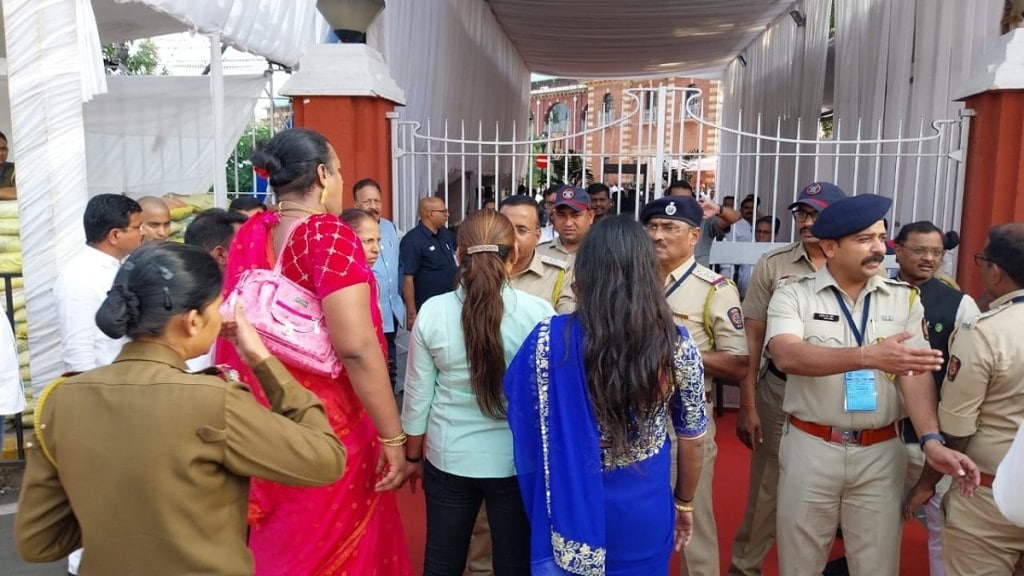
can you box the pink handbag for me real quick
[221,224,342,379]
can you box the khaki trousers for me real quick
[466,507,492,575]
[728,370,787,576]
[777,423,907,576]
[943,488,1024,575]
[675,409,720,576]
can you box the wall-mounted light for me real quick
[789,10,806,27]
[737,54,747,67]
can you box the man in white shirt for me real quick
[54,194,143,373]
[51,193,142,575]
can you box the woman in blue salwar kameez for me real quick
[505,215,708,576]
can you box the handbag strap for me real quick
[270,217,310,276]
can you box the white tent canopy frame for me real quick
[3,0,324,394]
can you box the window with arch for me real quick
[602,93,614,123]
[547,102,570,133]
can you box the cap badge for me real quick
[665,202,677,216]
[805,183,822,196]
[562,188,575,199]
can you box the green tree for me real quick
[102,40,168,75]
[227,121,273,197]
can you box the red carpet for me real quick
[397,411,930,575]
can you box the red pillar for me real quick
[957,90,1024,298]
[292,96,397,219]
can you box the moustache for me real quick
[861,253,885,265]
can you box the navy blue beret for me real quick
[811,194,892,240]
[640,196,703,227]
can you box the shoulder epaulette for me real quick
[539,254,569,270]
[962,302,1012,330]
[760,241,803,262]
[195,365,240,382]
[692,265,726,287]
[778,273,814,288]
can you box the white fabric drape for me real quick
[368,0,530,227]
[485,0,797,78]
[83,75,267,197]
[111,0,325,67]
[3,0,95,392]
[75,0,108,101]
[831,0,1001,231]
[717,0,831,235]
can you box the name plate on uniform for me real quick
[844,369,878,412]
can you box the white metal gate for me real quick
[390,86,969,266]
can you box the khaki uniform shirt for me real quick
[766,267,929,429]
[536,237,577,269]
[509,249,576,314]
[664,256,749,393]
[15,342,346,575]
[742,241,819,322]
[939,288,1024,474]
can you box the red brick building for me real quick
[530,76,720,188]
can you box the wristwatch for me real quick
[919,432,946,450]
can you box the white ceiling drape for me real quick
[716,0,831,238]
[485,0,798,78]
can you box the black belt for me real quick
[766,361,787,381]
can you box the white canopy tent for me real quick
[2,0,325,392]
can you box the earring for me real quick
[320,184,329,206]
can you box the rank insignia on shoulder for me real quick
[813,313,840,322]
[947,355,961,381]
[727,307,744,329]
[198,365,240,382]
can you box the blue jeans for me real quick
[422,460,530,576]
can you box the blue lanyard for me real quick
[665,261,698,298]
[1012,296,1024,305]
[830,287,871,347]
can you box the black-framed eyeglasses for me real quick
[791,209,818,223]
[974,252,999,268]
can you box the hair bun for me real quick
[95,283,140,339]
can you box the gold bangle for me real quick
[378,432,408,447]
[674,494,695,513]
[674,500,695,513]
[740,402,756,408]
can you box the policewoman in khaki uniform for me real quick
[764,194,980,575]
[729,182,845,576]
[15,243,347,575]
[906,222,1024,574]
[641,195,749,576]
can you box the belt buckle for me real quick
[829,427,862,446]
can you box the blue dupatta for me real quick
[505,315,607,575]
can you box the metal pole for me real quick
[210,34,228,209]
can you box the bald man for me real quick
[138,196,171,244]
[399,196,457,327]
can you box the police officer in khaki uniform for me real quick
[502,195,576,314]
[729,182,846,576]
[465,194,577,576]
[537,185,594,267]
[905,222,1024,574]
[765,194,980,575]
[641,195,748,576]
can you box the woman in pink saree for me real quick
[217,128,412,576]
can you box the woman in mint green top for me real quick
[402,210,554,576]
